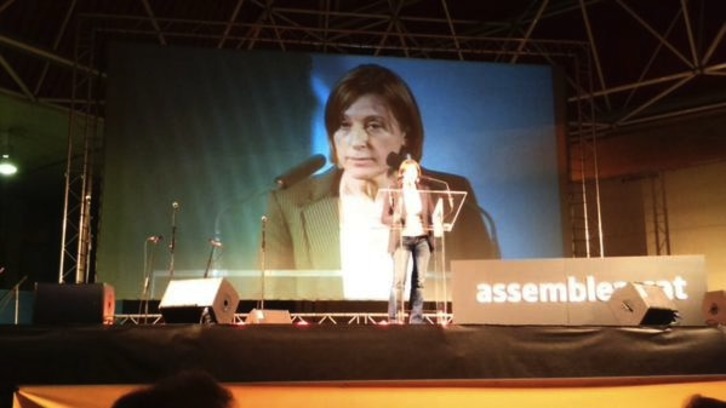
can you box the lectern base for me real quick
[245,308,292,324]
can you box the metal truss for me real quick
[115,313,165,326]
[114,312,454,326]
[569,48,604,257]
[6,0,721,275]
[59,7,599,277]
[0,1,723,123]
[58,15,107,284]
[645,172,671,256]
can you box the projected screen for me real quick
[98,44,566,301]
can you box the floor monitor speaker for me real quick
[159,278,239,324]
[33,283,115,325]
[607,282,678,326]
[702,290,726,326]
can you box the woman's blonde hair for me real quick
[398,158,421,179]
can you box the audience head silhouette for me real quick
[112,370,236,408]
[686,394,726,408]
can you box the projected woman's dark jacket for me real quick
[264,167,499,271]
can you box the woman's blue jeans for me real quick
[388,235,430,324]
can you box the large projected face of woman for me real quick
[333,93,406,183]
[325,64,425,193]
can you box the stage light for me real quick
[0,153,18,176]
[0,131,18,176]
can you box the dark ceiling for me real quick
[2,0,725,119]
[0,0,725,183]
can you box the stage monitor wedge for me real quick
[702,290,726,326]
[159,278,239,325]
[33,283,116,325]
[608,282,679,326]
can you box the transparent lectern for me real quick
[376,187,467,323]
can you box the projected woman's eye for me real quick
[338,118,351,130]
[365,118,386,133]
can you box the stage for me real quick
[1,323,726,407]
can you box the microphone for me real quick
[274,154,326,189]
[420,174,454,209]
[147,235,164,244]
[204,238,223,279]
[260,215,267,251]
[168,200,180,277]
[170,201,180,253]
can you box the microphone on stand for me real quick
[203,238,223,279]
[259,215,267,310]
[170,202,180,253]
[260,215,267,251]
[168,201,180,278]
[274,154,326,189]
[141,233,164,322]
[420,174,454,209]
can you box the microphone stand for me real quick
[139,236,162,324]
[0,275,28,325]
[414,173,451,324]
[388,185,405,324]
[168,202,179,278]
[258,215,267,310]
[420,175,454,214]
[212,188,269,249]
[203,240,222,278]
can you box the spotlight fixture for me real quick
[0,131,18,176]
[0,153,18,176]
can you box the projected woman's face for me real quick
[333,93,406,182]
